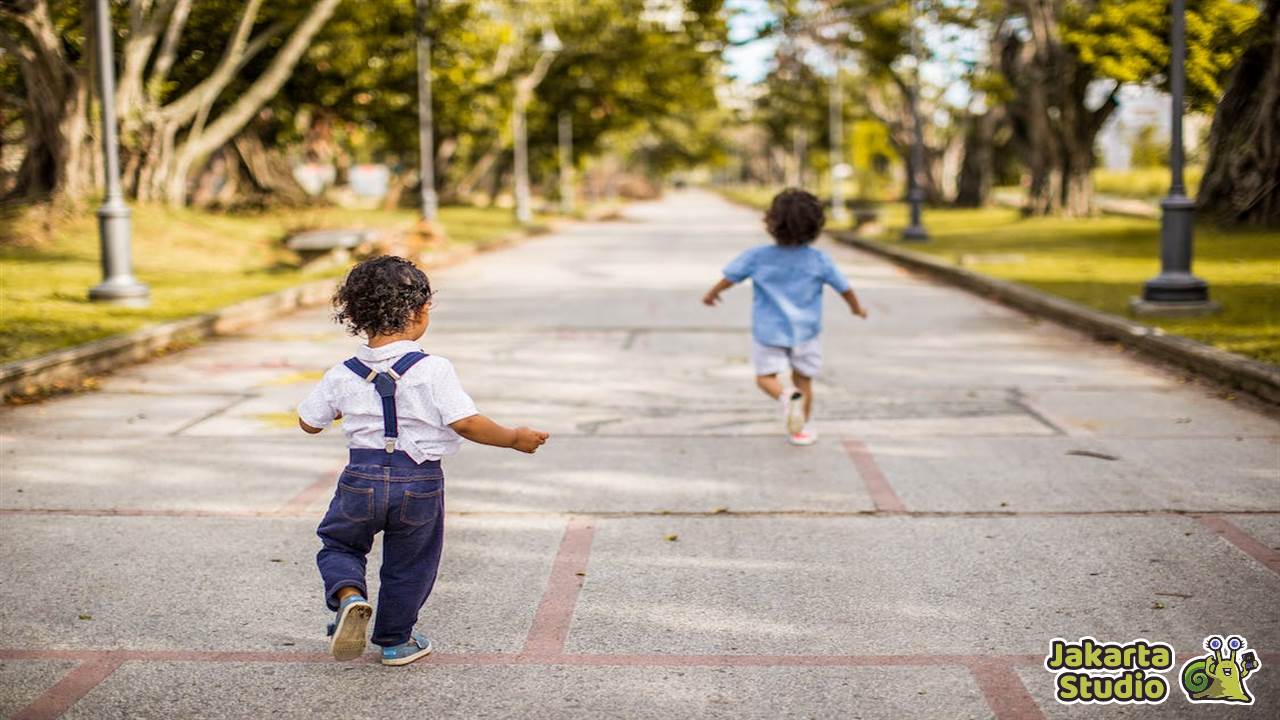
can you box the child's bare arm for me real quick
[451,414,549,453]
[702,278,735,306]
[298,410,340,434]
[841,288,868,318]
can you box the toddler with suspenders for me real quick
[297,256,549,666]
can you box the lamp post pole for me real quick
[828,54,850,227]
[513,100,533,224]
[559,111,574,215]
[1134,0,1216,315]
[89,0,149,306]
[902,0,929,242]
[416,0,439,223]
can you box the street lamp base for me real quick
[902,224,929,242]
[1140,270,1210,302]
[89,277,150,307]
[1129,297,1221,317]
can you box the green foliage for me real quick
[1063,0,1260,111]
[528,0,730,177]
[263,0,729,183]
[755,50,830,150]
[850,119,899,201]
[1129,125,1169,168]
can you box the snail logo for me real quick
[1180,634,1261,705]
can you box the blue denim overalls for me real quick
[315,351,445,648]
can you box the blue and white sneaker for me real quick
[381,631,433,666]
[326,594,373,661]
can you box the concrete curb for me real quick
[829,230,1280,406]
[0,226,553,402]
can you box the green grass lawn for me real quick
[0,203,530,363]
[717,186,1280,365]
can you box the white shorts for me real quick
[751,337,822,377]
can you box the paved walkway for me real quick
[1,191,1277,719]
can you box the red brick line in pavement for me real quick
[10,655,123,720]
[969,659,1046,720]
[842,439,908,512]
[2,648,1049,720]
[521,517,596,657]
[1194,514,1280,576]
[6,513,1277,719]
[4,507,1279,520]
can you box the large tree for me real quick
[997,0,1257,216]
[1197,0,1280,225]
[1,0,340,205]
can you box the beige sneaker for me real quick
[784,391,807,435]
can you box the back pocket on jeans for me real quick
[400,489,441,527]
[336,483,374,521]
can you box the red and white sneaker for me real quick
[789,424,817,446]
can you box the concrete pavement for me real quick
[1,191,1277,719]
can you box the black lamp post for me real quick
[1134,0,1217,315]
[88,0,149,306]
[902,0,928,242]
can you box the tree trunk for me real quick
[863,79,952,203]
[2,0,93,201]
[1198,0,1280,226]
[162,0,340,205]
[998,1,1116,217]
[955,110,999,207]
[232,131,308,204]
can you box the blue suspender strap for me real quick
[342,352,430,453]
[389,351,428,378]
[343,357,376,381]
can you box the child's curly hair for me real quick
[765,188,826,246]
[333,255,433,337]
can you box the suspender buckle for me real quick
[384,438,396,453]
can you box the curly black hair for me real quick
[333,255,433,338]
[764,188,826,246]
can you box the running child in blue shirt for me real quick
[297,256,548,666]
[702,189,867,445]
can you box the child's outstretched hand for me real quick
[702,278,734,306]
[841,289,868,319]
[512,427,550,453]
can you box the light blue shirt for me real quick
[723,245,851,347]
